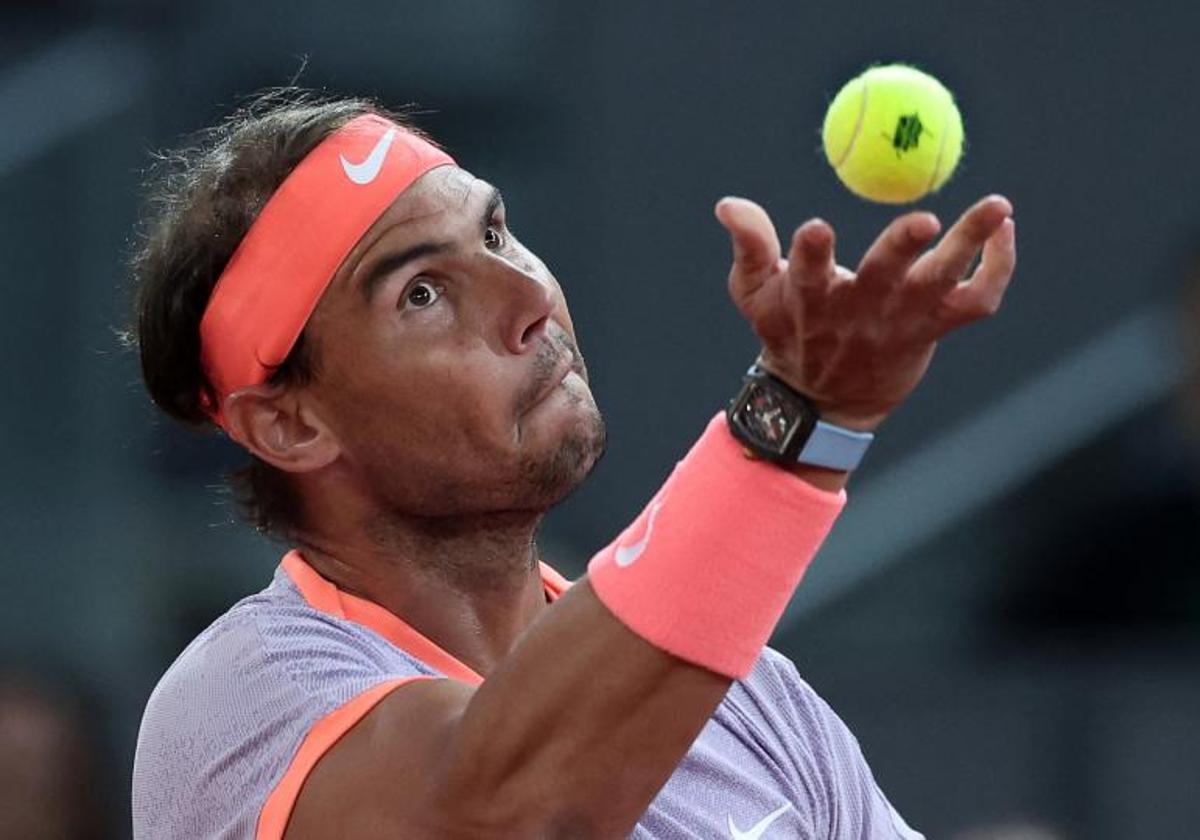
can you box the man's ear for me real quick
[221,384,340,474]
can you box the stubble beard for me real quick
[359,403,606,591]
[519,400,607,510]
[362,400,607,540]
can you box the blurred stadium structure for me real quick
[2,2,1199,837]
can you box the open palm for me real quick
[716,195,1017,430]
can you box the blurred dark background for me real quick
[3,2,1199,837]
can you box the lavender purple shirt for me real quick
[132,556,922,839]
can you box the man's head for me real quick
[132,90,604,541]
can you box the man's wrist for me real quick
[753,355,888,434]
[588,413,846,679]
[813,409,887,434]
[781,460,850,492]
[738,443,849,490]
[729,361,877,471]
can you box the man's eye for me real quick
[404,280,442,310]
[484,225,504,251]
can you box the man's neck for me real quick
[295,509,550,678]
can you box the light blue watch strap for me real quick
[796,420,874,471]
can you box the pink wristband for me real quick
[587,413,846,679]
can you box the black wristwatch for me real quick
[726,364,874,471]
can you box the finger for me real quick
[855,212,941,293]
[940,217,1017,325]
[785,218,837,297]
[910,194,1012,294]
[715,197,783,296]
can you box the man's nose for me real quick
[486,253,556,355]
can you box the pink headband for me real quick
[198,114,455,427]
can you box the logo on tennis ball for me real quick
[886,113,928,157]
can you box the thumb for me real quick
[714,197,782,284]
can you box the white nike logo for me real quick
[339,128,397,184]
[728,803,792,840]
[614,500,663,567]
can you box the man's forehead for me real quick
[331,166,489,290]
[378,165,482,227]
[337,168,477,262]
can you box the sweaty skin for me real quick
[224,165,1015,837]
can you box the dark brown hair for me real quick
[129,88,417,538]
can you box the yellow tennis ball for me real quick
[822,64,964,204]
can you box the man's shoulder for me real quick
[662,649,923,840]
[720,648,862,780]
[142,570,431,726]
[132,568,436,838]
[737,646,826,711]
[637,650,850,838]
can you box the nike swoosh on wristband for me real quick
[614,500,663,568]
[728,802,792,840]
[339,128,397,185]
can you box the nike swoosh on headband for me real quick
[340,128,397,185]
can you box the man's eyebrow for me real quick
[356,187,503,303]
[481,187,504,235]
[357,240,452,303]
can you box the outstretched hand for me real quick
[715,195,1016,431]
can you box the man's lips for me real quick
[529,353,574,407]
[517,331,587,415]
[569,351,586,380]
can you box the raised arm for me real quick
[284,195,1016,839]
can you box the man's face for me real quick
[301,166,605,519]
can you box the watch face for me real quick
[736,381,802,455]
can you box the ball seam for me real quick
[926,95,954,195]
[833,78,870,171]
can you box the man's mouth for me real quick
[568,350,587,380]
[515,340,564,412]
[517,330,587,416]
[528,353,573,408]
[556,330,587,381]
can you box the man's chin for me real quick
[521,405,606,509]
